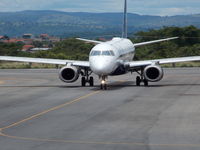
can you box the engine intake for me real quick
[144,65,164,82]
[59,65,79,83]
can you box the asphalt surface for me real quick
[0,68,200,150]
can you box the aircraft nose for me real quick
[90,57,115,75]
[94,63,108,74]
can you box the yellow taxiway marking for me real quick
[1,130,200,148]
[0,80,5,84]
[1,81,199,148]
[0,80,125,130]
[1,90,100,130]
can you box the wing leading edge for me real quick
[127,56,200,68]
[0,56,89,67]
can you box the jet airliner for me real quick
[1,0,200,90]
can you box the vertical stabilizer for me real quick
[122,0,127,38]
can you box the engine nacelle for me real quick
[144,65,164,82]
[59,65,80,83]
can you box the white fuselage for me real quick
[89,37,135,76]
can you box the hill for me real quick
[0,10,200,37]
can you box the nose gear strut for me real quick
[100,76,107,90]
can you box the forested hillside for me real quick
[133,26,200,60]
[0,10,200,37]
[0,26,200,63]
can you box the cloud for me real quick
[0,0,199,16]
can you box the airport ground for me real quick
[0,68,200,150]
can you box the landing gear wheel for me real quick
[104,84,107,90]
[136,76,141,86]
[100,84,107,90]
[144,79,149,86]
[81,77,86,87]
[89,77,94,86]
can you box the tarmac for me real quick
[0,68,200,150]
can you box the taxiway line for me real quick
[0,90,101,130]
[1,129,200,148]
[0,80,5,84]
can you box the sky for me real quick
[0,0,199,16]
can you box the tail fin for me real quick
[122,0,127,38]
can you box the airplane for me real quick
[1,0,200,90]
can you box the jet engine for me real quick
[59,65,80,83]
[144,65,164,82]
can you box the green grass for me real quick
[0,62,60,69]
[161,62,200,68]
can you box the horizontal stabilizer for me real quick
[76,38,103,44]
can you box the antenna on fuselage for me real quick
[122,0,127,38]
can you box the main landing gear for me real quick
[81,68,94,87]
[100,76,107,90]
[135,70,149,86]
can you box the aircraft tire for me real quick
[81,77,86,86]
[104,84,107,90]
[100,84,103,89]
[136,76,141,86]
[144,79,149,86]
[89,77,94,86]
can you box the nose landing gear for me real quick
[100,76,107,90]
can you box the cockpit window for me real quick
[90,51,101,56]
[90,50,115,56]
[110,50,115,56]
[102,51,111,56]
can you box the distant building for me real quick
[23,39,33,45]
[0,33,60,45]
[40,34,49,40]
[23,34,33,39]
[0,35,10,41]
[3,38,25,44]
[29,48,51,53]
[98,38,107,41]
[49,36,61,42]
[22,45,34,51]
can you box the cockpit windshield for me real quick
[90,51,101,56]
[102,51,111,56]
[90,50,115,56]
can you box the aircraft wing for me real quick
[0,56,89,67]
[76,38,103,44]
[127,56,200,68]
[133,37,178,47]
